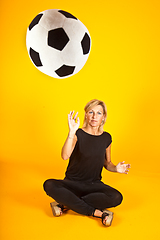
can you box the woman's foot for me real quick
[94,209,108,225]
[50,202,61,216]
[50,202,69,217]
[93,209,113,226]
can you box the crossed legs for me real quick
[43,178,123,216]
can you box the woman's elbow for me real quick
[61,152,69,160]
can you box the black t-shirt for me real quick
[65,128,112,182]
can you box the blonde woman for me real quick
[43,99,130,226]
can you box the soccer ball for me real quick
[26,9,91,79]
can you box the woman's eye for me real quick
[98,112,102,115]
[89,111,93,114]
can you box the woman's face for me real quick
[85,105,105,128]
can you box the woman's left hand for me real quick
[116,161,131,174]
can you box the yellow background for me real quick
[0,0,160,239]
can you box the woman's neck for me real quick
[82,126,103,136]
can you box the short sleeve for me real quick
[106,132,112,148]
[75,129,81,139]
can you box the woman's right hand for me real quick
[61,111,79,160]
[68,111,80,135]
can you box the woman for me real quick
[43,99,130,226]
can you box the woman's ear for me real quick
[103,113,106,121]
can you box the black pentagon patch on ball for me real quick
[29,14,43,31]
[29,48,43,67]
[55,65,75,77]
[58,10,77,20]
[81,33,91,55]
[48,28,69,51]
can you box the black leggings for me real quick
[43,178,123,216]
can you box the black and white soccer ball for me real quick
[26,9,91,79]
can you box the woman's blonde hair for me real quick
[82,99,107,131]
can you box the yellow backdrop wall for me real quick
[0,0,159,173]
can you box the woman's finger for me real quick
[120,161,125,165]
[77,117,80,124]
[68,111,74,120]
[70,111,74,118]
[73,112,78,120]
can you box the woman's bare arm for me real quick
[104,144,131,173]
[104,144,117,172]
[61,111,80,160]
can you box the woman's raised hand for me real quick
[61,111,80,160]
[68,111,80,134]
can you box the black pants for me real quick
[43,178,123,216]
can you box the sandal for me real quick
[103,209,114,217]
[93,210,113,227]
[102,211,113,226]
[50,201,69,217]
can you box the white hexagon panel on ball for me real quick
[26,9,91,79]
